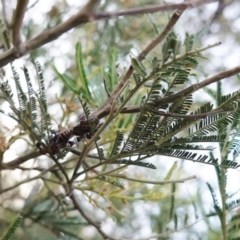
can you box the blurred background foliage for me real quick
[0,0,240,239]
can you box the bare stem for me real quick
[11,0,29,50]
[1,150,40,169]
[96,0,218,19]
[155,65,240,106]
[0,0,216,68]
[118,175,197,185]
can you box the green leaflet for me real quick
[0,214,23,240]
[105,47,119,92]
[162,32,181,62]
[184,33,195,53]
[53,42,99,107]
[110,159,156,169]
[110,131,124,158]
[53,65,80,94]
[99,176,125,189]
[76,42,91,99]
[131,57,147,77]
[32,59,51,136]
[164,161,178,181]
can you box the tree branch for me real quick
[0,0,217,68]
[1,150,40,169]
[11,0,29,50]
[96,0,218,18]
[0,0,101,67]
[155,65,240,106]
[70,191,118,240]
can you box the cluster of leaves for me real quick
[0,61,51,148]
[97,33,240,170]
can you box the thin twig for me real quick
[0,167,50,194]
[49,153,71,184]
[11,0,29,50]
[50,168,117,240]
[2,150,40,169]
[70,191,118,240]
[27,0,39,10]
[97,0,218,18]
[0,0,217,68]
[126,219,203,240]
[211,0,227,23]
[1,147,102,170]
[103,77,111,97]
[117,175,196,185]
[155,65,240,106]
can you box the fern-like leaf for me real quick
[110,131,124,157]
[184,33,195,53]
[23,67,38,128]
[207,182,222,218]
[76,42,91,99]
[110,159,156,169]
[105,48,119,92]
[1,214,23,240]
[162,32,180,62]
[98,176,125,189]
[31,59,51,135]
[11,64,27,115]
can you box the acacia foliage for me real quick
[1,1,240,240]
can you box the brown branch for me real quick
[70,192,118,240]
[47,166,118,240]
[1,150,40,169]
[0,0,101,67]
[0,0,217,68]
[155,65,240,106]
[11,0,29,50]
[1,146,102,170]
[96,0,218,18]
[2,149,70,184]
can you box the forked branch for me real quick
[11,0,29,50]
[0,0,217,68]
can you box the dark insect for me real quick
[72,114,100,136]
[36,114,101,155]
[36,129,75,155]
